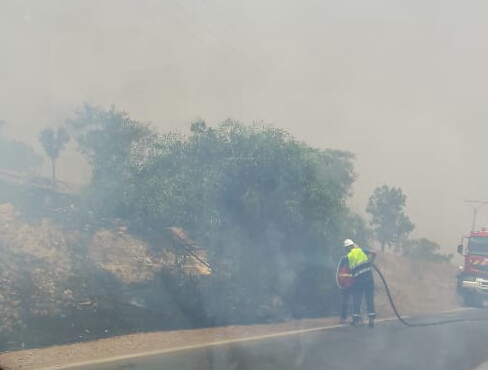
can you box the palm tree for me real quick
[38,126,70,186]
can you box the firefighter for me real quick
[343,238,377,328]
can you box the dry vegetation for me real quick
[374,253,459,316]
[0,203,208,346]
[0,253,460,370]
[0,202,461,370]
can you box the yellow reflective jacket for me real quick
[347,246,371,276]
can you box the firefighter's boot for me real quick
[351,315,363,326]
[368,313,376,328]
[368,317,375,328]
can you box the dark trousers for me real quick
[339,287,352,320]
[352,271,376,318]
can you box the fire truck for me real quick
[457,228,488,307]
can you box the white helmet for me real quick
[343,239,355,248]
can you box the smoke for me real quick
[2,0,488,252]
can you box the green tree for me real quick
[38,126,70,185]
[129,119,357,320]
[66,103,157,216]
[342,212,372,249]
[67,108,359,322]
[366,185,415,252]
[401,238,452,262]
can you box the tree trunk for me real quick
[51,158,56,187]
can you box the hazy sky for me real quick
[1,0,488,253]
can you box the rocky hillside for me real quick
[0,200,210,351]
[373,252,459,317]
[0,189,460,352]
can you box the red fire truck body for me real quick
[457,229,488,307]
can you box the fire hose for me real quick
[372,264,488,327]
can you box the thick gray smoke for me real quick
[2,0,488,253]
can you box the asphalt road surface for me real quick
[66,309,488,370]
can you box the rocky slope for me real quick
[0,254,461,370]
[0,201,209,351]
[0,199,460,354]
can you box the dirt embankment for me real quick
[0,253,461,370]
[0,202,210,351]
[0,202,461,370]
[373,253,459,316]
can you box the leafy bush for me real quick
[68,105,362,323]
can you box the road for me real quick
[62,309,488,370]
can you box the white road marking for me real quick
[36,308,474,370]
